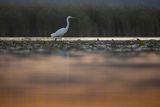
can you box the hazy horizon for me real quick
[0,0,160,8]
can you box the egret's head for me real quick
[67,16,74,19]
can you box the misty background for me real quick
[0,0,160,8]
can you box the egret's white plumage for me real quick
[51,16,74,37]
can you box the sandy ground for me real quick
[0,37,160,41]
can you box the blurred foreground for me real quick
[0,50,160,107]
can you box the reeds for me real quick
[0,4,159,37]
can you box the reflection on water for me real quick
[0,51,160,107]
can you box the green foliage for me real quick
[136,39,145,46]
[0,4,160,37]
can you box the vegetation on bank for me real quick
[1,39,160,53]
[0,4,160,37]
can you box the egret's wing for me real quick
[53,28,67,37]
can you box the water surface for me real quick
[0,51,160,107]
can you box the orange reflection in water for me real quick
[0,52,160,107]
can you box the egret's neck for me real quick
[66,17,70,30]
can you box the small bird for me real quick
[51,16,74,37]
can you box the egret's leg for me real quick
[55,37,57,41]
[59,37,63,41]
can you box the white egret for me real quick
[51,16,74,37]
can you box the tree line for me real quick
[0,4,160,37]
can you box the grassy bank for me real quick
[1,39,160,53]
[0,4,160,37]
